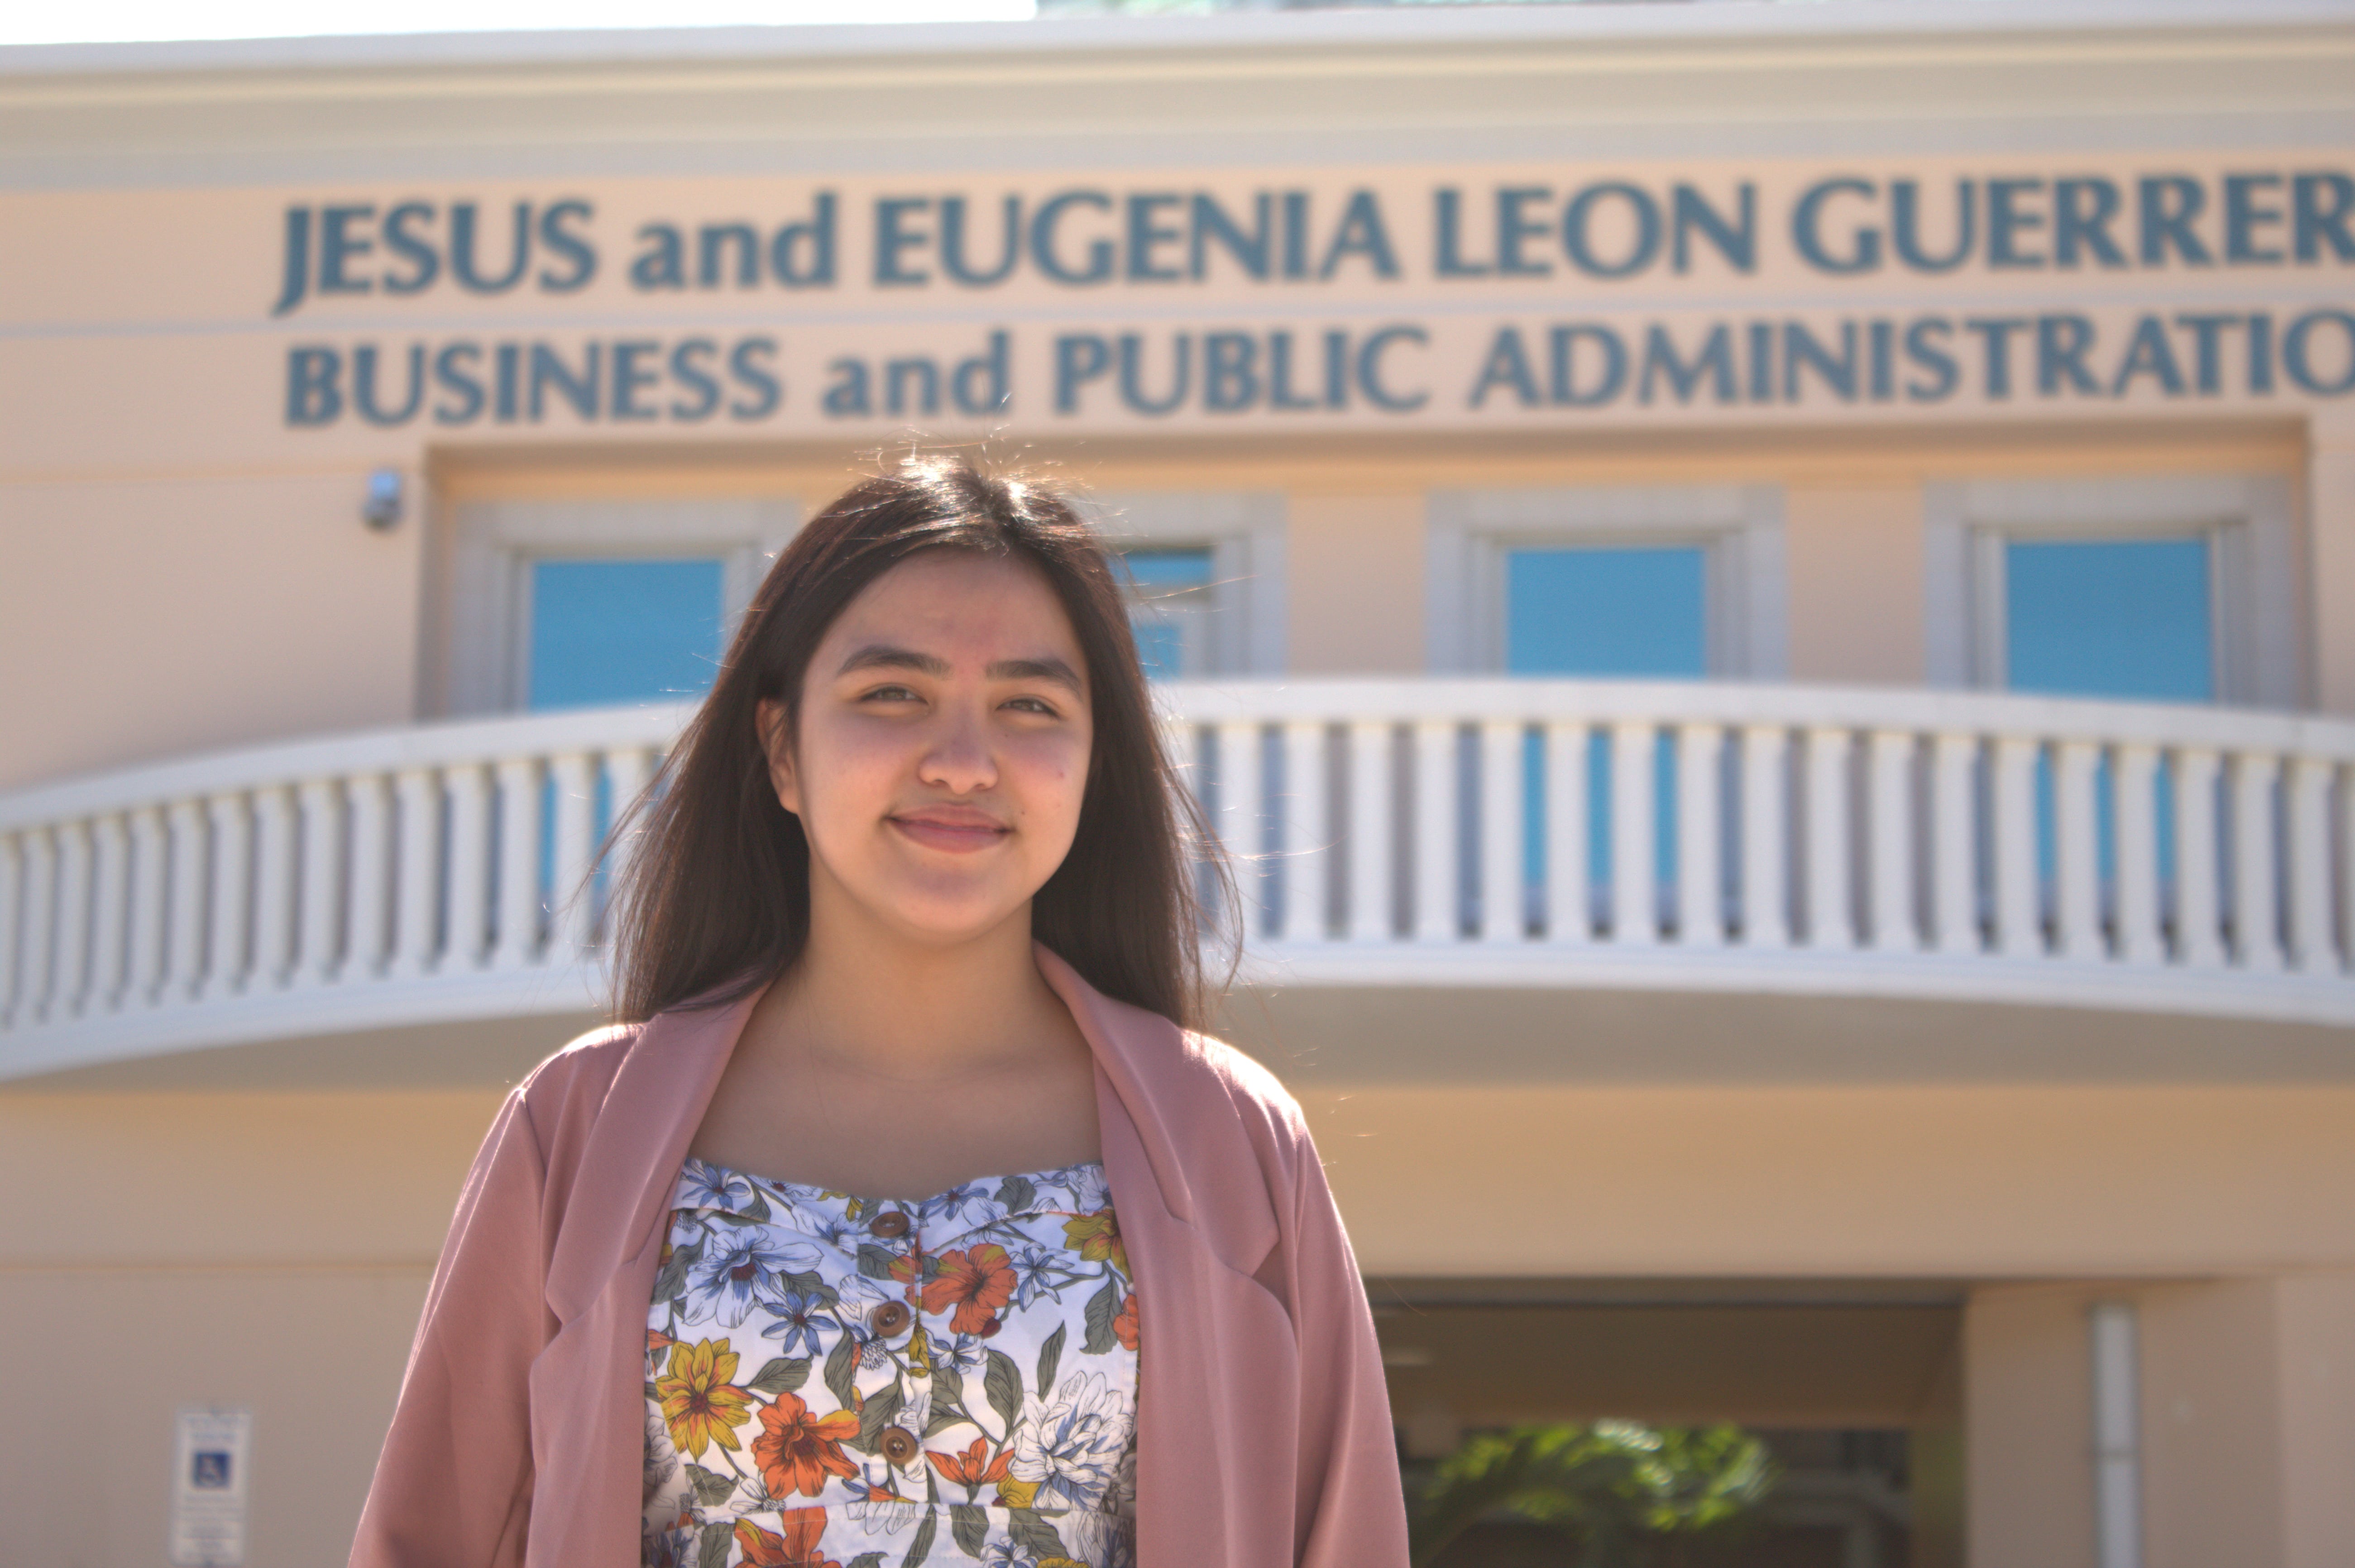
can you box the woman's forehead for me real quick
[824,550,1084,664]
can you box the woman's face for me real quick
[760,550,1095,950]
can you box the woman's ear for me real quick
[755,698,801,815]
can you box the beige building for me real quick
[5,3,2355,1564]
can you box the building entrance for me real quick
[1374,1281,1964,1568]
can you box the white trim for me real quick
[445,497,799,716]
[5,0,2340,80]
[1083,492,1286,677]
[1923,476,2300,708]
[1427,484,1786,678]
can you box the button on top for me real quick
[879,1427,920,1465]
[869,1301,911,1337]
[868,1210,911,1239]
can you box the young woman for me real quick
[350,458,1408,1568]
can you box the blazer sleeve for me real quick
[1277,1122,1412,1568]
[350,1085,556,1568]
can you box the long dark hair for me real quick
[606,455,1219,1028]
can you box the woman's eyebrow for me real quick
[835,645,1083,695]
[837,644,950,678]
[988,656,1085,694]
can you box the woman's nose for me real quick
[917,711,998,794]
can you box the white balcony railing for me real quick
[3,680,2354,1080]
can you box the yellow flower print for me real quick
[994,1477,1040,1509]
[1062,1210,1128,1277]
[656,1337,752,1458]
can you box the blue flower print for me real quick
[760,1289,841,1359]
[686,1226,821,1327]
[675,1159,756,1213]
[1004,1242,1065,1311]
[919,1180,996,1225]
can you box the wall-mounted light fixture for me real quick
[362,468,404,531]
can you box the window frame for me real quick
[444,497,800,716]
[1082,492,1287,678]
[1922,475,2299,708]
[1426,484,1788,676]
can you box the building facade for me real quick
[5,3,2355,1564]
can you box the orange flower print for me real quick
[925,1435,1013,1492]
[920,1243,1017,1335]
[733,1510,838,1568]
[752,1389,861,1499]
[656,1339,752,1458]
[1062,1211,1128,1277]
[1113,1291,1139,1352]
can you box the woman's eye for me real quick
[1004,696,1060,716]
[860,684,921,703]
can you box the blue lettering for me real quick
[1126,193,1184,283]
[432,342,484,426]
[2284,309,2355,395]
[2110,315,2186,397]
[1495,187,1552,278]
[1356,325,1427,411]
[1433,188,1491,278]
[1638,324,1736,404]
[1203,332,1258,411]
[940,196,1020,287]
[352,342,424,425]
[728,336,781,420]
[2138,176,2213,267]
[2224,173,2286,265]
[2053,179,2127,269]
[669,339,721,421]
[1190,192,1271,282]
[952,332,1010,415]
[1469,327,1540,409]
[874,198,932,286]
[2294,174,2355,263]
[382,202,440,294]
[1319,190,1400,281]
[1054,333,1112,412]
[1265,330,1320,411]
[2036,313,2100,396]
[1118,333,1190,415]
[771,193,838,287]
[1563,183,1661,279]
[1783,320,1858,402]
[610,339,661,420]
[699,223,761,289]
[1032,191,1115,286]
[1549,324,1626,407]
[285,345,341,426]
[2174,313,2239,395]
[1671,183,1755,274]
[529,342,600,421]
[1792,178,1881,275]
[1986,178,2046,269]
[1891,180,1973,273]
[1904,317,1960,403]
[450,201,532,293]
[1962,317,2030,398]
[537,200,596,292]
[319,204,374,295]
[271,206,311,317]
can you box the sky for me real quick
[0,1,1038,48]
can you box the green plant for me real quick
[1408,1420,1776,1568]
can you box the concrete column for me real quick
[1967,1284,2097,1568]
[1283,491,1427,674]
[1782,485,1927,686]
[1969,1275,2355,1568]
[2309,409,2355,714]
[2272,1273,2355,1568]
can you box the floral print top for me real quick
[641,1158,1139,1568]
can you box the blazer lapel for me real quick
[542,985,763,1324]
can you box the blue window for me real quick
[2005,537,2215,897]
[1120,547,1216,680]
[527,557,726,712]
[2004,538,2213,702]
[1506,545,1708,679]
[1505,545,1709,933]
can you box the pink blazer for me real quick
[349,946,1409,1568]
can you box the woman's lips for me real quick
[890,812,1009,854]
